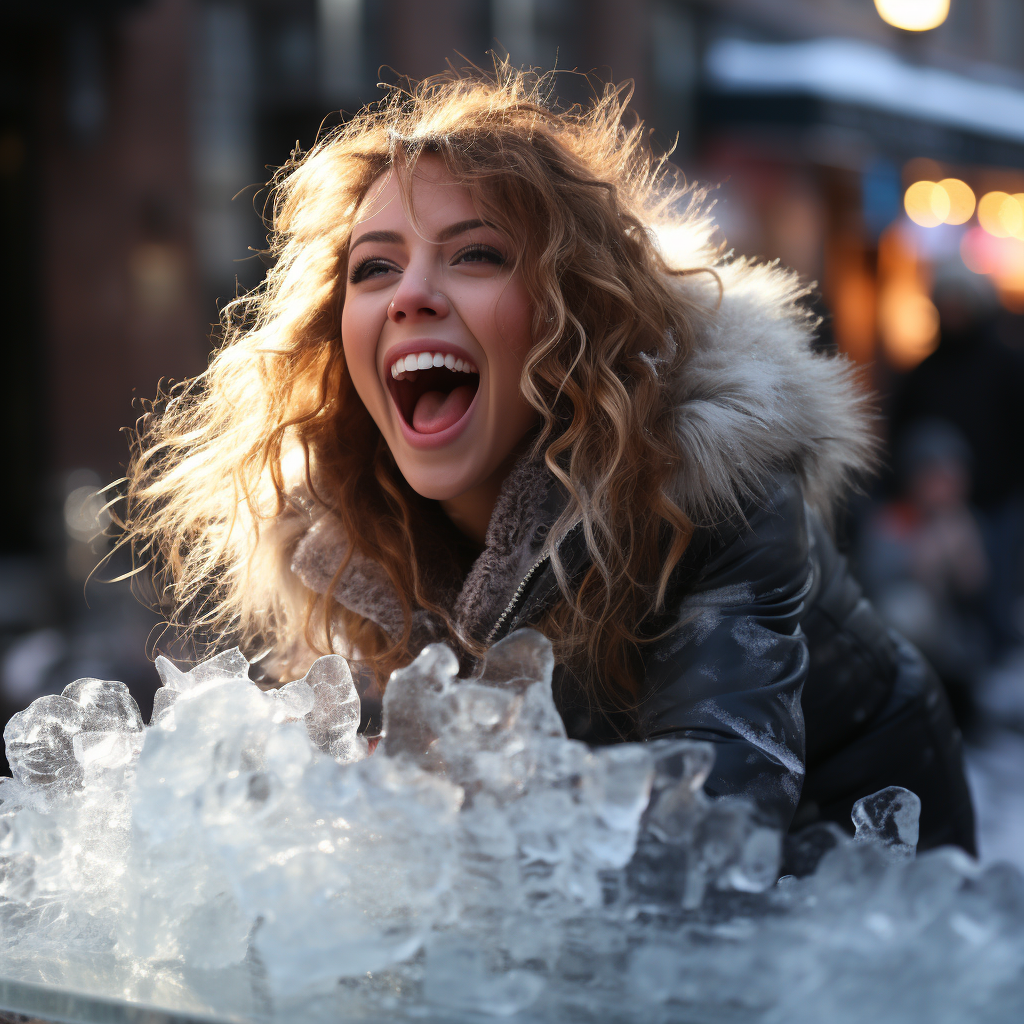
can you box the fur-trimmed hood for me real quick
[658,215,876,525]
[291,216,877,648]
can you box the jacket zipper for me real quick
[484,552,550,646]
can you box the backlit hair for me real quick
[120,66,714,708]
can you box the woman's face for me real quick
[342,156,537,506]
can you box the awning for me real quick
[706,37,1024,147]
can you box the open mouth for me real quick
[387,351,480,435]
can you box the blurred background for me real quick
[2,0,1023,862]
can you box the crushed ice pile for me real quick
[1,629,1023,1023]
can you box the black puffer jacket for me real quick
[496,472,976,853]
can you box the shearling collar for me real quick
[291,454,561,646]
[660,216,876,524]
[290,217,876,645]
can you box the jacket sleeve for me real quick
[639,475,812,828]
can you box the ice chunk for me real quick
[782,820,849,878]
[61,678,144,734]
[266,679,315,722]
[4,677,144,799]
[0,631,1019,1024]
[475,626,555,693]
[4,694,86,794]
[423,941,544,1016]
[852,785,921,859]
[380,642,460,760]
[154,647,251,693]
[149,685,178,725]
[296,655,364,764]
[72,731,139,769]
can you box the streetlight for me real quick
[874,0,950,32]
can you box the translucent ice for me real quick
[852,785,921,859]
[154,646,251,692]
[4,676,143,799]
[0,630,1020,1024]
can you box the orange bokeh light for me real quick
[903,179,976,228]
[937,179,975,225]
[978,191,1024,239]
[904,181,948,227]
[877,225,938,371]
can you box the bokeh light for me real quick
[878,285,940,369]
[960,226,997,275]
[904,180,949,227]
[904,179,978,228]
[1006,196,1024,239]
[959,225,1024,311]
[978,192,1024,239]
[874,0,950,32]
[63,485,110,542]
[937,179,976,225]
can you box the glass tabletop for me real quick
[0,976,244,1024]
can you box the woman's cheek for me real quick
[492,278,534,363]
[341,300,385,417]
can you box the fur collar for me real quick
[290,216,876,644]
[291,456,556,646]
[663,219,876,525]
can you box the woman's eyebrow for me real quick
[349,229,403,253]
[434,218,487,242]
[349,219,489,255]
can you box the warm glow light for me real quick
[958,227,1024,312]
[937,179,975,225]
[959,226,1024,277]
[832,263,877,363]
[1013,196,1024,239]
[904,181,949,227]
[874,0,950,32]
[960,227,995,275]
[878,286,940,369]
[877,224,938,370]
[978,191,1024,238]
[1003,196,1024,239]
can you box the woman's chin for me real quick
[392,457,485,503]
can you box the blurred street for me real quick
[2,0,1024,865]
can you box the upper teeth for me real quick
[390,352,478,378]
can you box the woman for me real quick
[122,70,974,853]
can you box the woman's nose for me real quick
[387,271,450,323]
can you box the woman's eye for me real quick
[453,245,505,267]
[349,258,395,284]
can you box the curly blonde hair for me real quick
[120,66,715,701]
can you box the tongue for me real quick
[411,384,475,434]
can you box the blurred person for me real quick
[891,263,1024,655]
[860,420,989,731]
[115,69,973,852]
